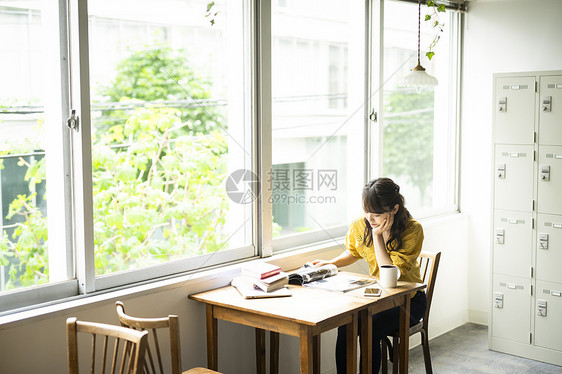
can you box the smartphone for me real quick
[363,287,382,297]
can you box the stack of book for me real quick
[231,262,291,298]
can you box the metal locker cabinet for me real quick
[538,76,562,145]
[494,76,536,145]
[494,144,534,212]
[536,214,562,283]
[537,145,562,215]
[534,280,562,351]
[493,210,533,278]
[492,274,531,344]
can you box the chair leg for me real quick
[421,329,433,374]
[381,338,388,374]
[392,336,399,374]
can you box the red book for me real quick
[240,262,281,279]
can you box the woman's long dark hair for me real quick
[362,178,411,251]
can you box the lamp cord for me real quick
[417,0,421,65]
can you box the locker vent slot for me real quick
[501,152,527,158]
[542,289,562,297]
[548,84,555,88]
[502,85,529,90]
[545,222,562,229]
[499,282,524,290]
[500,218,525,224]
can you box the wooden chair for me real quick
[66,317,148,374]
[381,251,441,374]
[115,301,221,374]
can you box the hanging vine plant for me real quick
[425,1,447,60]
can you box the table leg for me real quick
[270,331,279,374]
[205,305,218,370]
[312,334,320,374]
[299,325,313,374]
[398,295,411,374]
[255,328,266,374]
[346,312,358,374]
[360,309,372,374]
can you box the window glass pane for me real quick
[271,0,365,245]
[0,2,69,293]
[382,1,456,217]
[88,0,252,276]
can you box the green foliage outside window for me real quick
[383,90,434,204]
[0,47,229,288]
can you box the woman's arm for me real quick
[311,251,358,268]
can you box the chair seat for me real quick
[389,320,424,338]
[183,368,222,374]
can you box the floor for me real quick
[400,323,562,374]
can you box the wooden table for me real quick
[189,275,425,374]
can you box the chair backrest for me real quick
[66,317,148,374]
[115,301,182,374]
[418,251,441,326]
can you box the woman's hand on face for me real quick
[372,211,394,237]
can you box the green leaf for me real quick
[424,14,431,21]
[438,4,446,12]
[206,1,215,12]
[426,51,435,60]
[427,0,434,6]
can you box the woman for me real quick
[312,177,426,373]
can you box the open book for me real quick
[288,263,338,285]
[288,263,375,293]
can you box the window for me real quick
[87,0,253,288]
[0,0,462,313]
[373,0,459,218]
[270,1,366,250]
[0,2,73,299]
[0,0,253,310]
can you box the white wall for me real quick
[460,0,562,324]
[0,214,467,374]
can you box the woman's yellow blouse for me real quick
[345,216,424,284]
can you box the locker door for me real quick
[493,210,533,278]
[494,145,534,212]
[538,75,562,145]
[536,214,562,283]
[535,280,562,351]
[494,76,536,145]
[537,145,562,214]
[492,275,531,344]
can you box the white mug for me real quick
[379,264,400,288]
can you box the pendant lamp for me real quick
[399,0,438,93]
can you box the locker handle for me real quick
[506,283,516,289]
[553,223,562,229]
[508,219,518,224]
[556,154,562,159]
[552,291,561,297]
